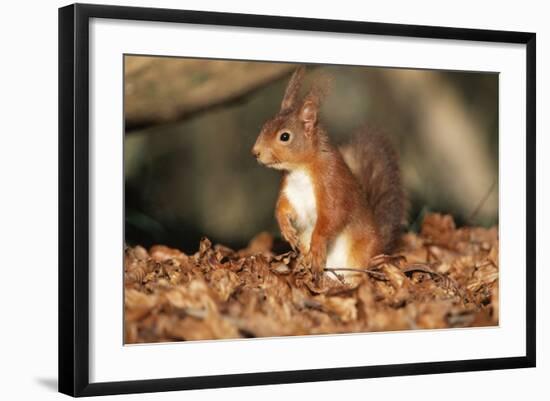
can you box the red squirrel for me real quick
[252,66,406,281]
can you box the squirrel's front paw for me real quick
[282,225,300,252]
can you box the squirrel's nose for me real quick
[252,146,261,159]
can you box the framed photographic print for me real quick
[58,3,536,397]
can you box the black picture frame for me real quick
[58,3,536,397]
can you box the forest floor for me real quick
[124,213,499,343]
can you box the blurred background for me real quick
[124,56,498,253]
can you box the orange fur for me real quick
[252,66,404,279]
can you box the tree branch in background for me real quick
[124,57,296,132]
[377,69,498,222]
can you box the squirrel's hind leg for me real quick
[325,231,380,284]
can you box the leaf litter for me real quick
[124,213,498,343]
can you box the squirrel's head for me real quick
[252,66,329,170]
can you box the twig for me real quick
[324,267,387,280]
[467,178,497,224]
[327,269,346,284]
[402,263,462,294]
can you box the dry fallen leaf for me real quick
[124,213,499,342]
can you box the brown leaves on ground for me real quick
[124,213,499,343]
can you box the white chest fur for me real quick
[284,170,317,231]
[284,170,353,271]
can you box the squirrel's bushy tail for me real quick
[339,126,407,253]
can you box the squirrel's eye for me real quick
[279,132,291,142]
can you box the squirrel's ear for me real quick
[299,100,318,136]
[281,66,306,111]
[298,73,331,136]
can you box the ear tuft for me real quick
[281,66,306,111]
[298,71,332,136]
